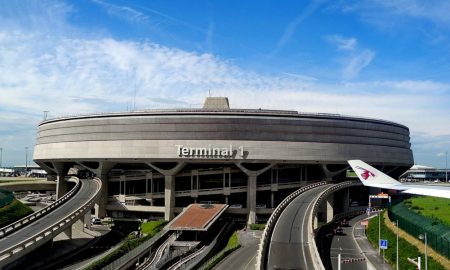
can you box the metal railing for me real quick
[100,229,169,270]
[0,177,81,238]
[0,178,102,268]
[40,108,406,129]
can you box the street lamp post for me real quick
[378,212,381,254]
[393,220,399,270]
[25,147,28,177]
[446,151,448,183]
[419,232,428,270]
[0,147,3,168]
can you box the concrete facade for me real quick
[33,99,413,223]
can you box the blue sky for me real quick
[0,0,449,168]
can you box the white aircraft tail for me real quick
[348,160,400,187]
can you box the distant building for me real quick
[399,164,449,182]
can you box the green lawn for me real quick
[140,220,167,234]
[249,223,266,230]
[404,196,450,227]
[366,212,445,270]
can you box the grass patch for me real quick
[249,223,266,230]
[0,199,33,227]
[141,220,167,234]
[199,231,241,270]
[366,211,445,270]
[84,220,167,270]
[405,197,450,227]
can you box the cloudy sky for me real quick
[1,0,449,168]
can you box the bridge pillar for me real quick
[164,175,176,221]
[326,193,334,223]
[63,225,72,239]
[53,162,71,199]
[343,188,350,212]
[56,174,68,199]
[96,163,116,218]
[146,162,186,221]
[84,212,92,230]
[236,163,275,225]
[247,175,257,224]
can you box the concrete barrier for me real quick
[0,178,102,268]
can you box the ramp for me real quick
[167,204,228,231]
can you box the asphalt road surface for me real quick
[267,184,332,270]
[0,179,98,256]
[330,214,392,270]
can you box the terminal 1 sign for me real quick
[176,144,245,158]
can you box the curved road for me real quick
[0,179,98,264]
[214,229,262,270]
[267,184,332,270]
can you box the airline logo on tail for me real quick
[355,166,375,180]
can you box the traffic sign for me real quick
[380,239,388,249]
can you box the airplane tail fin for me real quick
[348,160,400,187]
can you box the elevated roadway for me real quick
[267,184,332,270]
[0,178,101,269]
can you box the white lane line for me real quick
[244,253,257,270]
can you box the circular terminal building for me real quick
[33,97,413,223]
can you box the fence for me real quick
[0,189,14,208]
[389,202,450,259]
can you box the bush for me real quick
[0,199,33,227]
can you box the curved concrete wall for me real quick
[33,110,413,166]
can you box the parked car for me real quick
[91,218,101,225]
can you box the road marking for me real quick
[244,253,257,270]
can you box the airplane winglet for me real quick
[348,160,400,187]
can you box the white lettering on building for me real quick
[176,144,245,158]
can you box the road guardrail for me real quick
[255,181,328,270]
[0,177,81,238]
[0,177,102,268]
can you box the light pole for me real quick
[378,212,381,254]
[25,147,28,177]
[446,151,448,183]
[419,232,428,270]
[0,147,3,168]
[393,220,399,270]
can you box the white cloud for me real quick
[92,0,149,23]
[326,35,358,51]
[342,49,375,79]
[0,1,449,167]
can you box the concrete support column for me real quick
[63,225,72,239]
[343,188,350,212]
[146,162,185,221]
[84,212,91,230]
[165,175,176,221]
[97,174,109,218]
[271,192,274,209]
[146,172,154,206]
[247,175,257,225]
[56,174,68,199]
[326,193,334,223]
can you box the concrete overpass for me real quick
[0,177,101,269]
[257,181,363,270]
